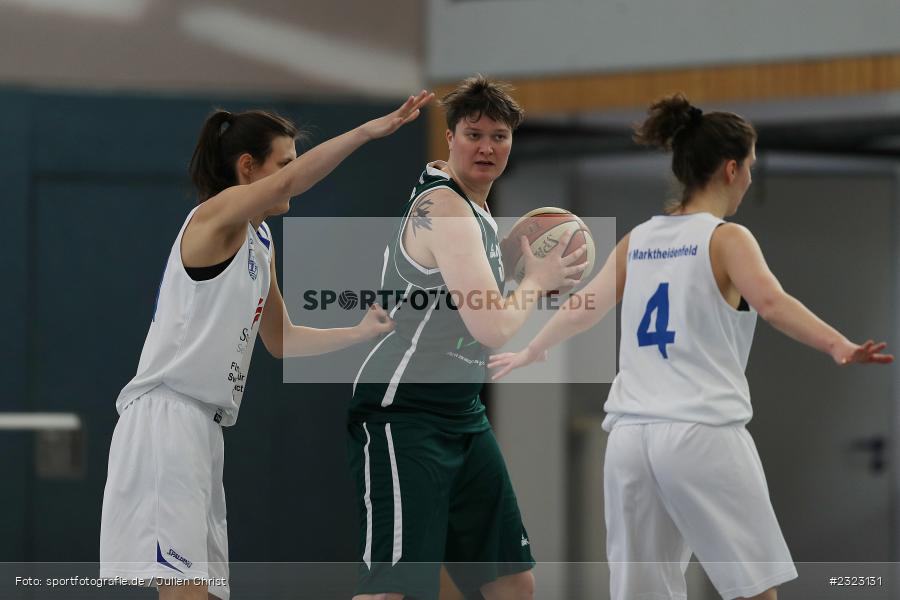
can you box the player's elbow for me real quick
[256,169,292,203]
[272,173,293,201]
[473,330,507,350]
[563,297,599,330]
[260,331,284,359]
[468,321,509,350]
[754,291,786,323]
[265,343,284,360]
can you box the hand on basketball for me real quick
[520,229,587,293]
[360,90,435,140]
[488,345,548,381]
[832,339,894,366]
[358,303,395,339]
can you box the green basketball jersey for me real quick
[350,163,505,432]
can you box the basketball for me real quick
[500,207,596,291]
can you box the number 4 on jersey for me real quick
[637,283,676,359]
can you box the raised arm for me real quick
[259,245,394,359]
[199,91,433,230]
[422,190,585,349]
[715,223,892,365]
[488,233,628,379]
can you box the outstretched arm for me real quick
[488,234,629,380]
[259,247,394,359]
[716,223,892,365]
[198,91,434,230]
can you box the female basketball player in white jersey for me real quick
[489,94,893,600]
[99,91,432,600]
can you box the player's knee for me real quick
[515,570,536,598]
[481,570,535,600]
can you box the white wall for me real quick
[428,0,900,81]
[491,162,574,560]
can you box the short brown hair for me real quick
[439,74,525,132]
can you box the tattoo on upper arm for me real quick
[411,198,434,236]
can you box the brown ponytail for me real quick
[634,93,756,212]
[189,109,300,203]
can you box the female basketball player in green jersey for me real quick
[349,76,585,600]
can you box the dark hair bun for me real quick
[633,93,698,150]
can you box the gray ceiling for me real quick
[0,0,423,98]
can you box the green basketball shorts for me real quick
[347,420,535,599]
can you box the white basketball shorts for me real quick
[604,422,797,600]
[100,385,230,600]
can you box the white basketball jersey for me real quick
[116,207,273,426]
[603,213,757,430]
